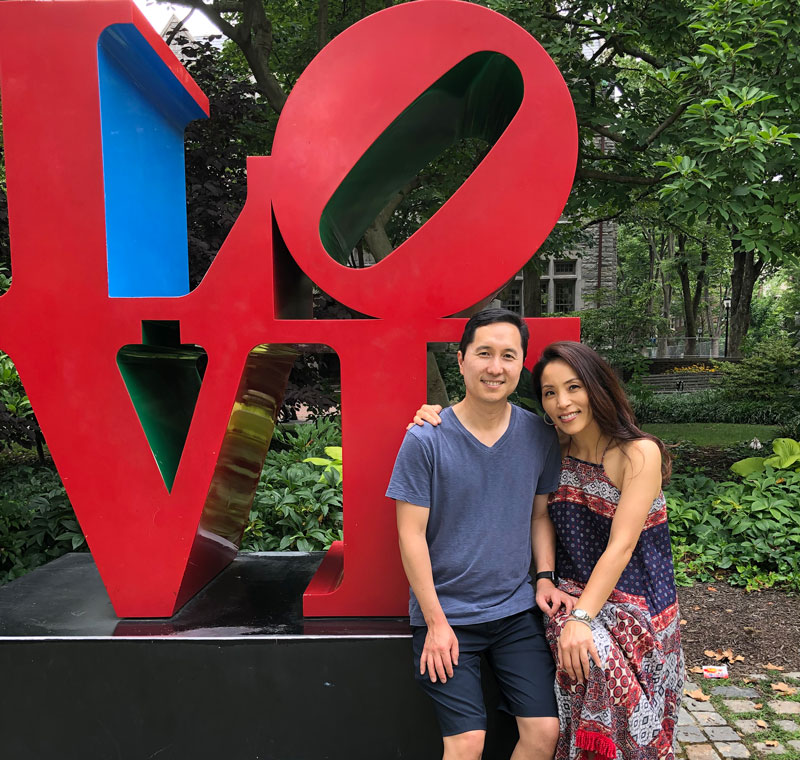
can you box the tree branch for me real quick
[540,12,602,31]
[580,101,688,154]
[579,122,626,143]
[155,0,288,113]
[579,186,660,229]
[165,9,195,46]
[637,102,689,149]
[609,39,664,68]
[162,0,238,40]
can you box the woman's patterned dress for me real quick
[546,454,684,760]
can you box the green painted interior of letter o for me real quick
[319,52,524,265]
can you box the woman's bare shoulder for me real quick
[619,438,662,479]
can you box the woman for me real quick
[413,340,683,760]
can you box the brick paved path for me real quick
[676,672,800,760]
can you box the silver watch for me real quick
[570,608,593,623]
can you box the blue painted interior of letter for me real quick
[98,25,208,297]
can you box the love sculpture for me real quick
[0,0,579,618]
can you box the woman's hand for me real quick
[558,619,601,684]
[406,404,443,430]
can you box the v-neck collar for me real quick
[446,404,517,452]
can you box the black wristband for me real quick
[535,571,556,583]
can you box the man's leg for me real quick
[486,611,560,760]
[413,624,491,759]
[443,730,486,760]
[513,716,559,760]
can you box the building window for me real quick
[554,259,577,275]
[553,280,576,313]
[502,281,521,314]
[540,280,550,314]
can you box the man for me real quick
[386,308,572,760]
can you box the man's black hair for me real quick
[458,308,529,360]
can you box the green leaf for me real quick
[730,457,767,477]
[766,438,800,469]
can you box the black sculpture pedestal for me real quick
[0,552,520,759]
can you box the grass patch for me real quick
[642,423,779,446]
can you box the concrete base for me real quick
[0,552,520,759]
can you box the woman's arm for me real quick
[558,438,663,682]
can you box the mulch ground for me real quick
[678,582,800,672]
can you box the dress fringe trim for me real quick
[576,729,617,759]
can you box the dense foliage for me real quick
[666,464,800,591]
[630,387,797,426]
[0,465,85,585]
[0,418,346,585]
[242,418,344,552]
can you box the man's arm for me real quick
[396,500,459,683]
[531,492,575,617]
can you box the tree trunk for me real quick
[522,260,543,317]
[675,234,708,357]
[676,234,697,356]
[728,236,764,358]
[426,350,450,407]
[657,232,674,357]
[317,0,329,51]
[361,186,450,407]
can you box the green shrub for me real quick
[666,468,800,591]
[0,419,345,584]
[268,417,341,464]
[0,465,86,585]
[244,462,342,552]
[777,412,800,440]
[715,335,800,402]
[630,387,798,425]
[242,418,344,553]
[730,437,800,477]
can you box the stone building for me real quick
[500,219,618,316]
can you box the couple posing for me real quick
[387,309,684,760]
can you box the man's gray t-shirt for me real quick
[386,404,561,626]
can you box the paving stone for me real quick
[752,742,786,755]
[696,712,728,727]
[685,680,700,691]
[774,720,799,732]
[768,701,800,715]
[787,741,800,752]
[686,698,717,712]
[714,742,750,758]
[678,726,708,743]
[713,686,761,698]
[705,727,742,742]
[723,700,760,714]
[679,707,697,725]
[735,720,766,735]
[746,674,769,682]
[686,744,721,760]
[783,672,800,681]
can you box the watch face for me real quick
[573,609,590,621]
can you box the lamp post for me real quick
[723,297,731,358]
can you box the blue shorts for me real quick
[412,609,557,737]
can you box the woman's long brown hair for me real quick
[531,341,672,483]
